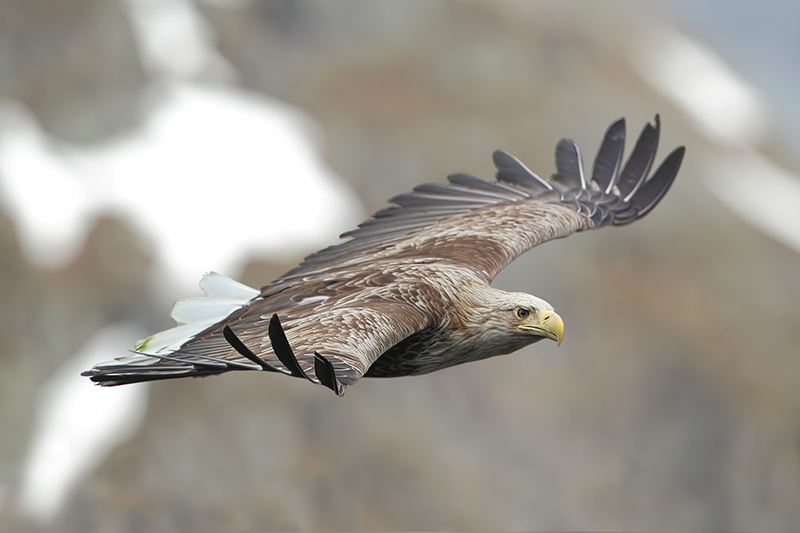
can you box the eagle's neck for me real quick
[455,284,511,326]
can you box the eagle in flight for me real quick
[83,117,685,396]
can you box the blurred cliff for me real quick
[1,1,799,531]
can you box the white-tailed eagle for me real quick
[83,117,685,396]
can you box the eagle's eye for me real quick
[516,308,530,319]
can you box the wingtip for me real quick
[617,116,662,200]
[604,117,627,144]
[491,149,515,170]
[493,149,553,190]
[223,324,280,373]
[591,118,627,193]
[314,352,344,396]
[553,139,586,189]
[629,145,686,218]
[269,314,344,395]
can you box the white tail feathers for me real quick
[115,272,260,359]
[171,297,252,325]
[198,271,261,300]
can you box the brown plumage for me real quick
[83,116,685,396]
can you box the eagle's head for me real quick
[511,298,564,345]
[461,288,564,349]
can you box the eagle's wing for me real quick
[273,116,684,284]
[83,270,431,393]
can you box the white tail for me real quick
[116,272,259,362]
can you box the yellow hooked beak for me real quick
[520,310,564,345]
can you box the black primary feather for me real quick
[553,139,586,189]
[627,146,685,218]
[618,115,660,200]
[591,118,626,193]
[268,314,309,379]
[492,150,554,190]
[223,325,280,372]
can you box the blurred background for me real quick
[1,0,799,531]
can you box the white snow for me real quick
[19,324,150,523]
[0,83,362,281]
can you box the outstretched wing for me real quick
[83,270,432,392]
[273,116,684,284]
[185,289,431,388]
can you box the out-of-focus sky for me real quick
[659,0,800,159]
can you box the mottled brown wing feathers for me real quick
[91,271,432,387]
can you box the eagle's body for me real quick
[84,117,685,395]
